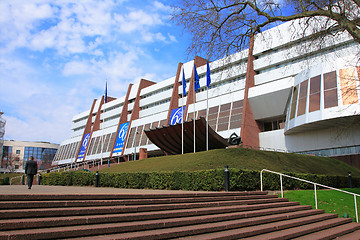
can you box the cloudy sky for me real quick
[0,0,191,144]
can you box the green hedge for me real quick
[40,169,360,191]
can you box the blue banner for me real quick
[78,133,91,160]
[113,122,130,154]
[170,106,186,125]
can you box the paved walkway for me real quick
[0,185,200,195]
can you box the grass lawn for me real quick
[101,148,360,177]
[282,188,360,222]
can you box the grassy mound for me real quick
[100,148,360,177]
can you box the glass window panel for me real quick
[324,71,337,90]
[218,111,230,118]
[159,119,167,126]
[94,136,102,154]
[217,122,229,131]
[209,119,217,129]
[324,89,338,108]
[297,98,307,116]
[126,128,136,148]
[218,116,229,124]
[230,121,241,129]
[299,80,308,98]
[230,113,242,123]
[151,121,159,129]
[290,85,298,119]
[141,124,151,146]
[309,93,320,112]
[310,75,321,94]
[231,108,242,115]
[209,106,219,115]
[220,103,231,111]
[339,67,359,105]
[198,109,206,118]
[232,100,243,109]
[134,125,143,147]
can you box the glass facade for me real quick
[24,147,57,170]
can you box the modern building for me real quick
[1,140,59,173]
[52,19,360,169]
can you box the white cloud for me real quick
[0,0,185,144]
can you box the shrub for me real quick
[41,169,360,191]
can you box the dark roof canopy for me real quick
[144,117,229,155]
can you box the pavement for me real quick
[0,185,200,195]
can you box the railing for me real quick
[260,169,360,223]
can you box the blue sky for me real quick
[0,0,192,144]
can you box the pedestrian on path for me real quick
[25,156,37,189]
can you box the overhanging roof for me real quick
[145,117,229,155]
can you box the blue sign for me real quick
[78,133,91,160]
[170,106,186,125]
[113,122,130,154]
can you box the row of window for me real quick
[53,142,80,162]
[290,67,359,119]
[298,145,360,157]
[126,100,244,150]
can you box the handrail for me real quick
[260,169,360,223]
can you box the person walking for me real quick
[25,156,37,189]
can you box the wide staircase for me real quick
[0,191,359,239]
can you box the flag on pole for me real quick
[104,80,108,103]
[206,61,211,88]
[182,68,186,96]
[194,63,200,92]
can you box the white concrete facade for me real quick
[52,19,360,167]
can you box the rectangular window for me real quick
[290,86,298,119]
[229,100,243,130]
[16,150,20,154]
[208,106,219,130]
[324,71,338,108]
[126,127,136,148]
[297,80,308,116]
[140,123,151,146]
[309,75,321,112]
[339,67,359,105]
[218,103,231,131]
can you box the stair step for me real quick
[0,194,278,209]
[58,209,328,240]
[243,217,353,239]
[0,191,269,201]
[336,229,360,239]
[0,198,289,219]
[291,221,360,240]
[0,203,310,231]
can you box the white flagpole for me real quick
[182,67,184,155]
[206,88,209,151]
[193,98,196,153]
[182,92,184,155]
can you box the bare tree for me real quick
[172,0,360,60]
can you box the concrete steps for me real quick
[0,191,359,239]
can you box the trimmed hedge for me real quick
[40,169,360,191]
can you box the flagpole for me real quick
[194,99,196,153]
[181,67,185,155]
[206,88,209,151]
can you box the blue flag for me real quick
[206,61,211,88]
[194,63,200,92]
[104,80,108,103]
[182,68,186,96]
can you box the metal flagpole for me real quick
[193,101,196,153]
[206,88,208,151]
[182,67,185,155]
[206,60,211,152]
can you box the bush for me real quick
[41,169,360,191]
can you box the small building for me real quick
[1,140,59,173]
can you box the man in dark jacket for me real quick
[25,156,37,189]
